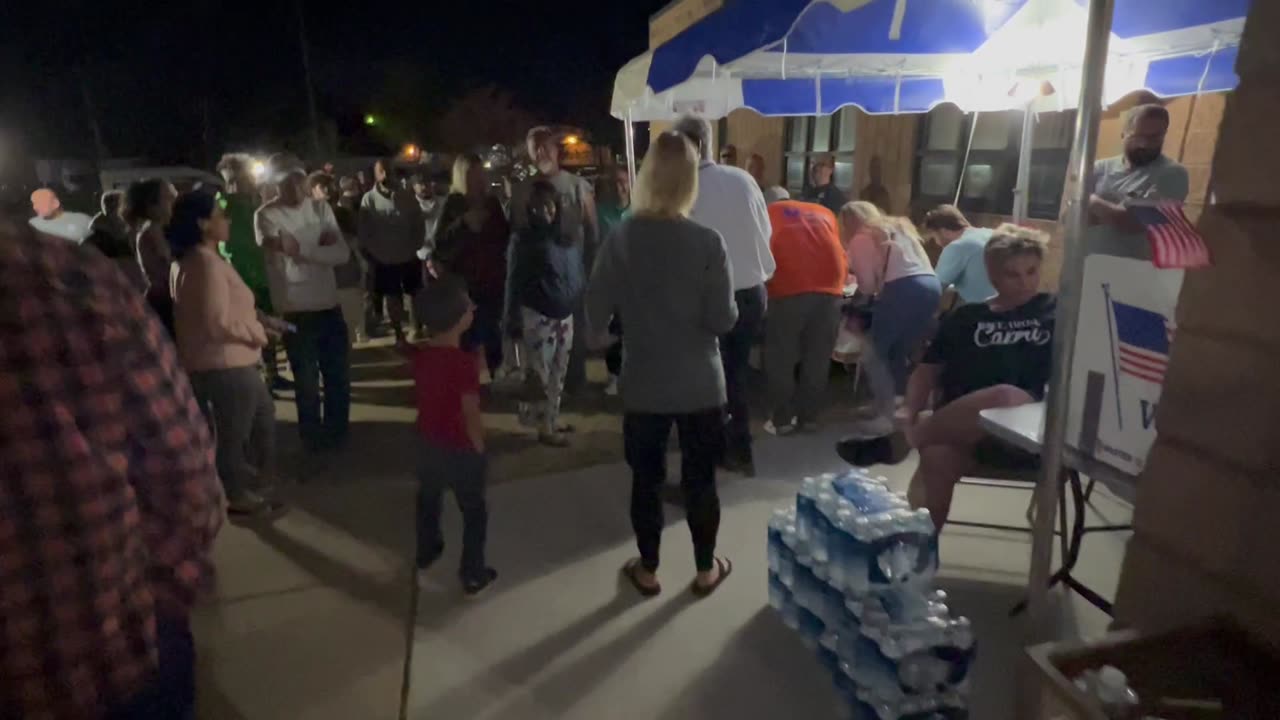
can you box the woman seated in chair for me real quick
[903,224,1055,530]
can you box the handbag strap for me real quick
[873,228,894,298]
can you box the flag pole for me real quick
[1028,0,1114,624]
[1101,283,1125,430]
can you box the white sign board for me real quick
[1068,255,1183,475]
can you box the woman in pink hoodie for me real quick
[169,191,286,518]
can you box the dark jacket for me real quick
[804,183,847,217]
[504,220,584,327]
[434,194,510,306]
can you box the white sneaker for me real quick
[846,414,895,440]
[604,375,620,397]
[764,418,798,437]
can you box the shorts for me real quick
[373,260,424,297]
[972,437,1040,472]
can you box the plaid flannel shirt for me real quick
[0,231,223,719]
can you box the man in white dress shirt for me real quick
[255,154,354,451]
[673,115,775,476]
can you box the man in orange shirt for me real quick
[763,199,849,435]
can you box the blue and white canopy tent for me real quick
[614,0,1244,120]
[612,0,1249,614]
[613,0,1245,212]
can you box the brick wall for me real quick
[1111,0,1280,646]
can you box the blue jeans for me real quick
[866,274,942,415]
[720,285,767,462]
[105,616,195,719]
[283,306,350,450]
[415,441,488,581]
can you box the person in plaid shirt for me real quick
[0,220,224,719]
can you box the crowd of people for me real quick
[1,101,1188,718]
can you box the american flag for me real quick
[1128,200,1211,269]
[1110,300,1172,385]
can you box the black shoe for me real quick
[462,568,498,598]
[835,433,908,467]
[719,454,756,478]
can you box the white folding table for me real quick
[978,402,1138,615]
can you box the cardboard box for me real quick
[1029,616,1280,719]
[1113,535,1280,649]
[1176,208,1280,352]
[1154,332,1280,473]
[1132,443,1280,601]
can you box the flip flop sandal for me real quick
[621,559,661,597]
[691,556,733,599]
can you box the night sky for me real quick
[0,0,668,169]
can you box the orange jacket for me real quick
[765,201,848,299]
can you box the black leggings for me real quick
[624,408,724,573]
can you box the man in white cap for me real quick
[255,153,354,452]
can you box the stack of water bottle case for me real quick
[767,469,976,719]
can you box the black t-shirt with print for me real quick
[923,293,1056,406]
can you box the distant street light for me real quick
[251,160,266,180]
[564,135,580,145]
[364,114,378,127]
[403,143,420,160]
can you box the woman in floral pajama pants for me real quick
[505,180,585,447]
[518,308,574,443]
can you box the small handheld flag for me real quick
[1128,200,1211,269]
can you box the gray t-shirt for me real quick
[511,170,596,252]
[585,215,738,414]
[358,187,425,265]
[1093,154,1189,205]
[1087,154,1190,259]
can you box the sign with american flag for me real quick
[1128,200,1212,269]
[1069,256,1184,476]
[1108,298,1172,386]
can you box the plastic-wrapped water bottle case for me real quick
[767,470,973,719]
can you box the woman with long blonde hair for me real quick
[586,131,738,599]
[434,152,510,376]
[840,203,941,438]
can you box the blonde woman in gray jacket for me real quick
[586,131,737,599]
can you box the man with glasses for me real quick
[803,153,847,217]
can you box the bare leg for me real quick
[917,445,976,529]
[911,384,1034,449]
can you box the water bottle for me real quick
[812,491,840,565]
[767,572,788,612]
[797,605,825,650]
[768,509,786,574]
[796,477,820,553]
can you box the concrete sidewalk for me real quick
[193,415,1131,719]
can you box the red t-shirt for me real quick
[412,345,480,451]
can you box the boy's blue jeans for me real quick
[415,440,488,581]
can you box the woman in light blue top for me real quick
[923,205,996,306]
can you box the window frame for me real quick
[912,107,1075,220]
[783,109,857,195]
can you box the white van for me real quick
[99,167,224,194]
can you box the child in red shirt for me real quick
[404,276,496,596]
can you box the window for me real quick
[913,105,1075,219]
[784,107,857,193]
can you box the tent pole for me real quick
[953,111,979,206]
[1028,0,1114,624]
[624,110,638,187]
[1013,106,1035,222]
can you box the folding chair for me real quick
[946,457,1128,616]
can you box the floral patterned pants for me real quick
[517,307,574,434]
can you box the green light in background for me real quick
[364,114,378,127]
